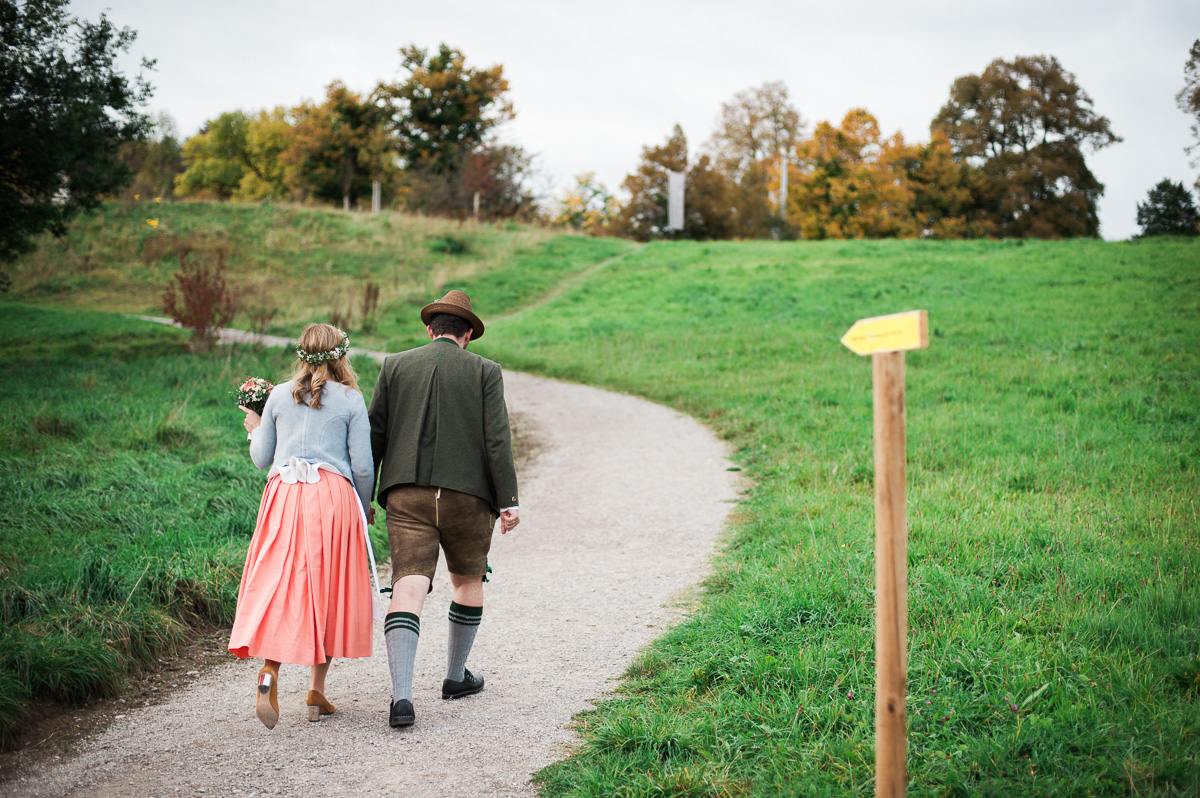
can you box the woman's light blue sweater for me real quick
[248,379,374,510]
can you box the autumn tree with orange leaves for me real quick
[786,109,914,239]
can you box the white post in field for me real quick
[666,169,685,231]
[372,180,381,214]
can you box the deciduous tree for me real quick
[708,81,805,238]
[612,126,686,241]
[284,82,389,209]
[882,132,995,239]
[175,109,293,201]
[378,44,513,174]
[612,126,734,241]
[400,142,536,219]
[116,112,183,200]
[553,173,619,234]
[710,81,805,178]
[1136,179,1200,237]
[1177,40,1200,193]
[932,55,1120,238]
[788,109,914,239]
[0,0,153,263]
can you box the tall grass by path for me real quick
[0,303,383,749]
[477,237,1200,796]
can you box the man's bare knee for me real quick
[389,574,432,615]
[449,572,484,606]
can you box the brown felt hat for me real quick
[420,290,485,340]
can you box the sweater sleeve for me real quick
[248,386,280,470]
[347,392,374,511]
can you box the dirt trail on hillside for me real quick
[7,327,740,798]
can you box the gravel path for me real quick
[8,327,740,798]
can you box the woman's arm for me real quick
[245,387,280,470]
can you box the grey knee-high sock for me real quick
[384,612,420,701]
[446,602,482,682]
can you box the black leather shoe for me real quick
[389,698,415,727]
[442,668,484,699]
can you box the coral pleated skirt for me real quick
[228,473,372,664]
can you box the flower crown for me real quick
[296,328,350,365]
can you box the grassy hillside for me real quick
[4,199,632,352]
[481,237,1200,796]
[4,203,1199,794]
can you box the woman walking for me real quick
[229,323,378,729]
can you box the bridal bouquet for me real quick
[233,377,274,415]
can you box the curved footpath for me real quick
[9,327,741,798]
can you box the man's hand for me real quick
[499,508,520,534]
[367,506,376,526]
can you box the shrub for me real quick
[1136,179,1200,237]
[430,234,470,255]
[161,251,235,351]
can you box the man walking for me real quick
[368,290,520,728]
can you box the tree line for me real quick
[574,46,1200,241]
[561,56,1135,241]
[4,0,1200,277]
[123,44,533,220]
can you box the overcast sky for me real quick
[76,0,1200,240]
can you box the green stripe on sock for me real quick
[385,611,420,635]
[448,602,483,626]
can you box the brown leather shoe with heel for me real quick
[306,690,336,722]
[256,665,279,729]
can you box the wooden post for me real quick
[840,309,926,798]
[372,180,381,214]
[873,350,908,798]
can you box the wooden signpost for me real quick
[840,309,928,798]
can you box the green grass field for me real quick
[482,237,1200,796]
[3,204,1198,794]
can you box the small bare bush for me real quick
[162,251,235,352]
[329,305,351,332]
[360,280,380,334]
[244,304,278,336]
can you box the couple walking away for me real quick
[227,290,520,730]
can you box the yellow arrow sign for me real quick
[841,309,929,356]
